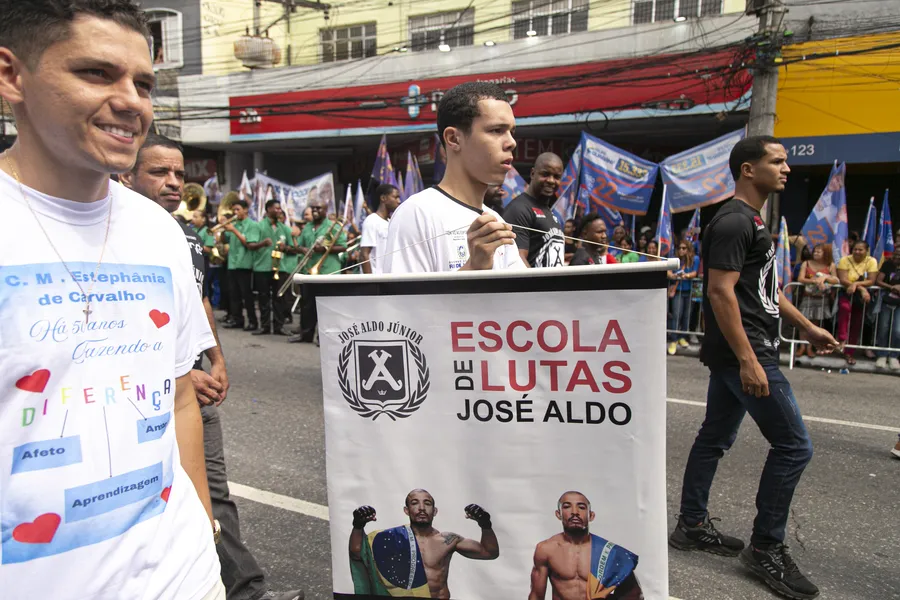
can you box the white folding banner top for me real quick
[299,260,677,600]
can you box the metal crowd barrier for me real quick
[779,281,900,370]
[666,279,705,342]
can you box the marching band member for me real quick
[222,201,262,331]
[252,199,295,336]
[383,82,525,273]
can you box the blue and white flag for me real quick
[342,184,353,229]
[776,217,792,299]
[660,129,744,213]
[433,133,446,184]
[355,180,367,232]
[576,132,659,216]
[501,166,527,208]
[405,152,417,199]
[862,197,877,251]
[800,162,849,261]
[656,186,674,258]
[874,189,894,265]
[372,135,399,189]
[552,142,583,224]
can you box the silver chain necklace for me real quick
[4,151,113,324]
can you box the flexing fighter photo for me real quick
[529,492,642,600]
[349,489,499,598]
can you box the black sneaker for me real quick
[740,544,820,600]
[669,515,745,556]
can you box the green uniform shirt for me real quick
[280,232,300,274]
[196,226,216,248]
[298,219,347,275]
[253,219,296,273]
[226,218,260,270]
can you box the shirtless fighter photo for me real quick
[349,489,499,598]
[530,491,643,600]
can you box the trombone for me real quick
[277,217,344,297]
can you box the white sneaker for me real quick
[890,358,900,371]
[875,357,888,369]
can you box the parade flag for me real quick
[862,197,877,251]
[413,154,425,193]
[776,217,792,299]
[553,142,583,224]
[405,151,418,197]
[596,204,625,233]
[396,168,407,202]
[355,180,367,231]
[304,261,673,600]
[660,129,744,213]
[874,189,894,265]
[342,184,353,229]
[433,133,446,183]
[203,174,222,206]
[372,135,399,188]
[800,162,849,261]
[238,170,252,202]
[575,131,658,216]
[656,186,674,257]
[684,209,701,244]
[501,166,527,208]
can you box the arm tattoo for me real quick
[442,532,462,546]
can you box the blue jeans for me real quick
[668,290,692,341]
[875,304,900,359]
[679,364,813,547]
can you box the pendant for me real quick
[83,302,92,324]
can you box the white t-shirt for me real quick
[0,171,220,600]
[360,213,389,274]
[383,187,525,273]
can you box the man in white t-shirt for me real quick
[360,183,400,274]
[383,82,525,273]
[0,2,223,599]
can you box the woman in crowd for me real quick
[640,240,661,262]
[874,238,900,370]
[609,225,627,257]
[795,244,839,358]
[836,240,879,365]
[667,239,700,355]
[618,236,640,263]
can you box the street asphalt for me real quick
[212,325,899,600]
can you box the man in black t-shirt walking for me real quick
[502,152,565,268]
[669,136,838,600]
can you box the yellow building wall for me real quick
[199,0,748,76]
[775,32,900,138]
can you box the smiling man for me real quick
[383,82,525,273]
[349,490,499,598]
[502,152,565,268]
[0,1,223,600]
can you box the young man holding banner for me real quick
[383,82,525,273]
[670,136,839,600]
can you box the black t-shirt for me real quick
[502,193,564,268]
[879,260,900,306]
[179,220,207,299]
[570,247,615,266]
[699,198,780,367]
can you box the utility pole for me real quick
[259,0,330,65]
[746,0,788,224]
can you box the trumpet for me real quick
[309,217,345,276]
[209,216,237,234]
[277,218,344,297]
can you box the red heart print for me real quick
[149,310,171,328]
[161,486,171,503]
[13,513,61,544]
[15,369,51,394]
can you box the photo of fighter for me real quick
[529,491,642,600]
[349,489,499,598]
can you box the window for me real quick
[145,9,184,70]
[409,9,475,52]
[320,23,377,62]
[512,0,588,40]
[633,0,721,24]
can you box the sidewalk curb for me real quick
[669,344,897,376]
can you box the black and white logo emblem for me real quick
[338,335,430,421]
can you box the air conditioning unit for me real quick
[746,0,767,15]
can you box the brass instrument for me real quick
[277,218,344,297]
[173,182,206,221]
[209,216,238,234]
[271,235,286,280]
[210,191,240,265]
[309,217,345,276]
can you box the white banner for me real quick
[253,172,336,224]
[309,263,672,600]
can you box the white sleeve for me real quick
[360,216,377,248]
[383,202,437,273]
[171,230,215,377]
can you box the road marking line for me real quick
[229,482,330,521]
[667,397,900,433]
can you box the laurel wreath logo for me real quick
[338,341,430,421]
